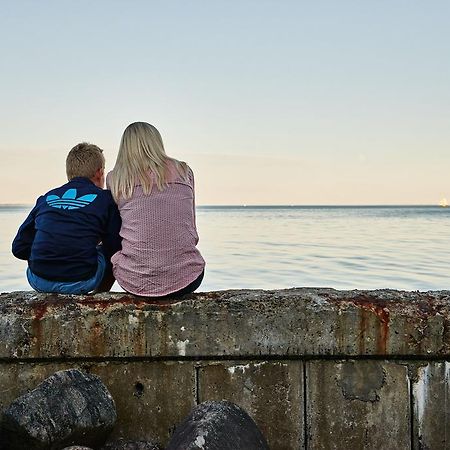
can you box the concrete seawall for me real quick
[0,288,449,449]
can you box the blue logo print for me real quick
[46,189,97,210]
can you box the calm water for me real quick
[1,205,450,292]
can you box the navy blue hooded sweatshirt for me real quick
[12,177,122,282]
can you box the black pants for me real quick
[168,270,204,298]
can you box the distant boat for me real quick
[439,198,448,207]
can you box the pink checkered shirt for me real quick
[107,163,205,296]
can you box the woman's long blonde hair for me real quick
[109,122,188,201]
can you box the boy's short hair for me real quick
[66,142,105,181]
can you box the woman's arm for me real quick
[188,166,198,231]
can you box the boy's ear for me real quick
[92,167,105,188]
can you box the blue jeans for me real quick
[27,251,106,294]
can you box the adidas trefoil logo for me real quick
[46,189,97,210]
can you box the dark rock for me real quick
[62,447,94,450]
[166,401,269,450]
[102,439,162,449]
[0,369,116,450]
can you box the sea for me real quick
[1,205,450,293]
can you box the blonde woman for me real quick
[107,122,205,297]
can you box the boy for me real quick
[12,143,121,294]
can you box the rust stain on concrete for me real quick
[32,302,48,321]
[352,295,390,355]
[31,302,49,355]
[358,309,368,355]
[89,320,106,357]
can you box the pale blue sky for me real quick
[1,0,449,204]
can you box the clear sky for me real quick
[1,0,449,205]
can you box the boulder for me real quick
[1,369,116,449]
[166,401,269,450]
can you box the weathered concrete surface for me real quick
[306,360,410,450]
[411,362,450,450]
[0,289,450,450]
[1,369,116,449]
[198,361,303,450]
[0,289,449,359]
[166,400,269,450]
[92,362,195,444]
[0,361,195,447]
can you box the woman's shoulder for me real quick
[166,158,193,183]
